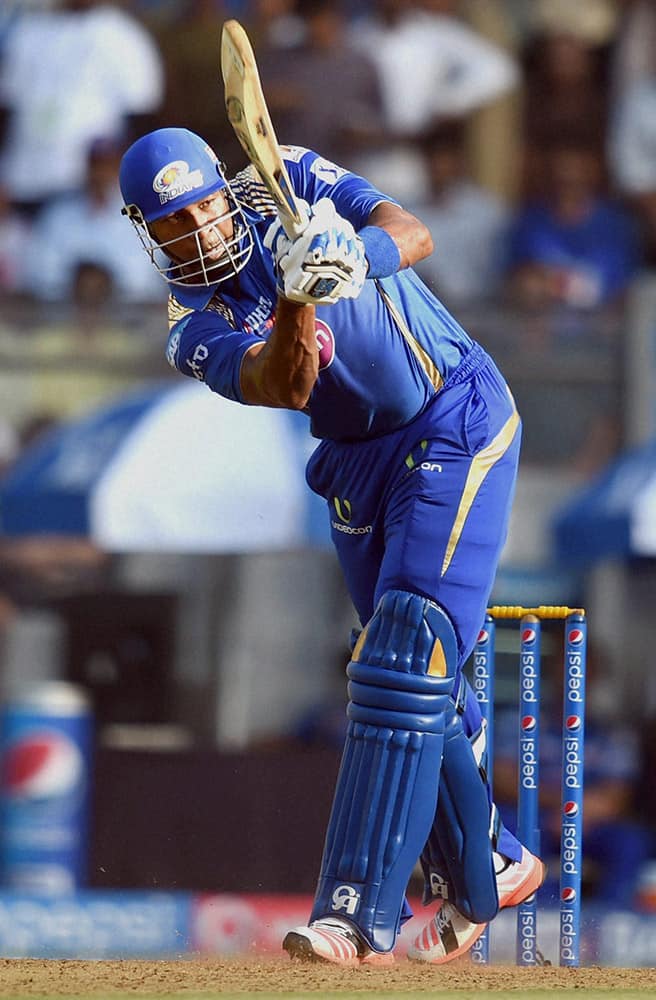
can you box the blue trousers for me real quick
[307,347,520,665]
[307,346,525,879]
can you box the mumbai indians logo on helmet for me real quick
[521,627,537,644]
[561,887,577,903]
[563,801,579,818]
[521,715,537,733]
[153,160,204,205]
[566,715,582,732]
[568,628,585,645]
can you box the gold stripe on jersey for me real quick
[441,395,520,577]
[376,283,444,392]
[206,292,236,327]
[168,294,194,330]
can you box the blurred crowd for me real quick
[0,0,656,317]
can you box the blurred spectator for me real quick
[352,0,519,137]
[608,71,656,263]
[409,122,510,306]
[350,0,519,203]
[493,641,652,908]
[0,0,164,214]
[610,0,656,101]
[464,0,523,203]
[520,1,616,198]
[152,0,245,176]
[248,0,306,49]
[506,139,640,311]
[0,183,30,295]
[24,137,166,307]
[0,416,18,476]
[257,0,384,170]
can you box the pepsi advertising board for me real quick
[0,683,93,893]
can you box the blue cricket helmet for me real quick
[119,127,226,223]
[119,127,254,287]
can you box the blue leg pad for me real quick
[420,709,499,923]
[310,589,458,952]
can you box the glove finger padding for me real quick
[265,198,368,305]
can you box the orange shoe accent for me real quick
[408,848,547,965]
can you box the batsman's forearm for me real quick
[240,298,319,409]
[367,203,434,269]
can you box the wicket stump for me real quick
[469,606,587,967]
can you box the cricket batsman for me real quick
[119,124,546,964]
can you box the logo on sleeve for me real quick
[315,319,335,369]
[166,330,181,368]
[310,157,348,184]
[280,145,311,163]
[186,343,209,381]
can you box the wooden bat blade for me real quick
[220,19,304,237]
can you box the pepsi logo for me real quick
[561,887,577,903]
[315,319,335,370]
[566,715,582,732]
[477,629,488,644]
[568,629,584,645]
[521,628,536,644]
[3,731,83,799]
[563,801,579,818]
[521,715,537,732]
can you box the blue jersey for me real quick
[166,146,477,441]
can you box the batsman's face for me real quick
[150,191,235,266]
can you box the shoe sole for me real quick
[283,930,359,966]
[283,931,325,963]
[283,930,394,966]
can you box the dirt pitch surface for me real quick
[0,959,654,997]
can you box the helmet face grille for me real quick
[126,183,254,288]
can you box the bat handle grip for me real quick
[281,201,310,240]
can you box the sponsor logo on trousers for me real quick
[331,521,373,535]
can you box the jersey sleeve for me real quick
[166,309,261,404]
[280,146,399,229]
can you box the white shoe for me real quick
[407,847,547,964]
[283,917,395,966]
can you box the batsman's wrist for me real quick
[359,226,402,279]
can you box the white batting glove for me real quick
[264,198,368,305]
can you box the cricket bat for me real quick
[220,19,306,239]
